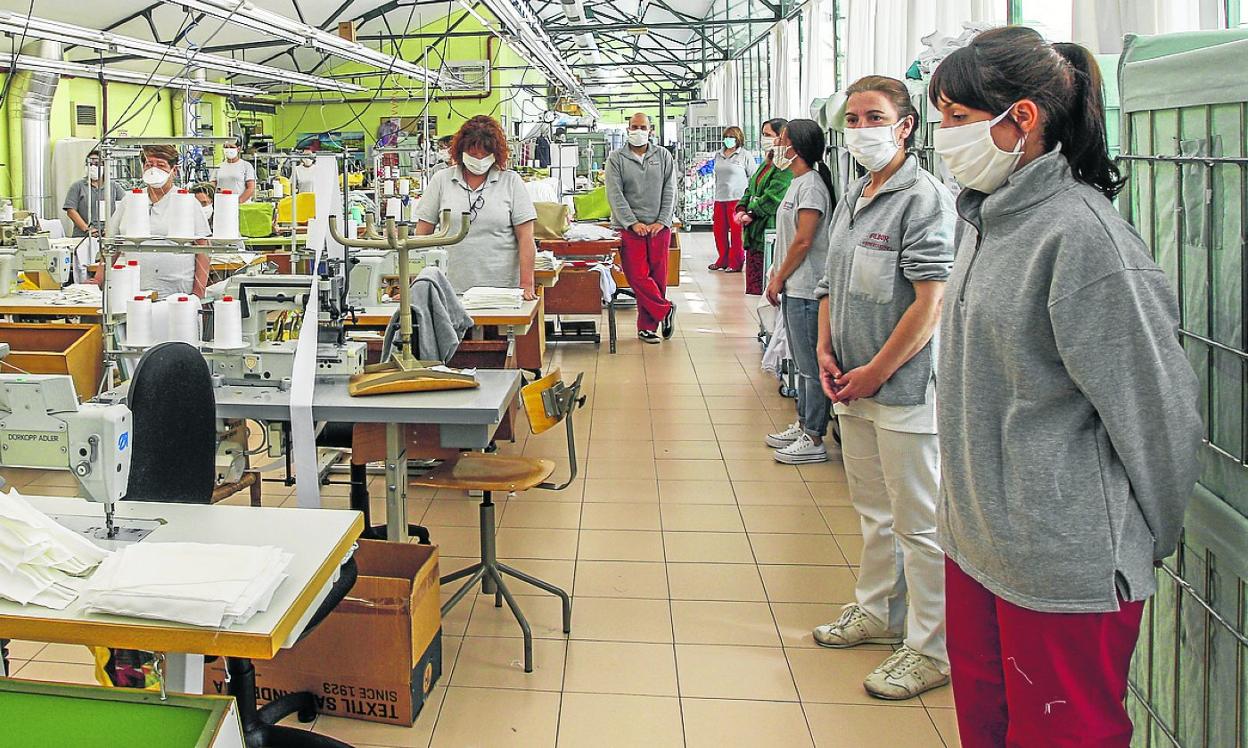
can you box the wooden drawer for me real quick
[0,322,102,400]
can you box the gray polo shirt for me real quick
[63,179,126,237]
[713,149,757,202]
[416,166,537,293]
[773,170,832,301]
[215,159,257,197]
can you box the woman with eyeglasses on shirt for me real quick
[930,27,1201,745]
[414,115,538,300]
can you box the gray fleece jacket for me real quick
[605,144,676,229]
[815,155,956,407]
[938,148,1203,613]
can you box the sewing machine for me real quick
[0,373,138,540]
[3,234,73,289]
[346,248,448,307]
[209,273,366,388]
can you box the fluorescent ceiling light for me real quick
[4,55,264,96]
[463,0,600,119]
[0,12,364,92]
[163,0,441,84]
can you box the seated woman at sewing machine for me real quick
[105,144,211,298]
[413,115,538,300]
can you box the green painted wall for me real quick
[0,72,234,200]
[274,10,544,149]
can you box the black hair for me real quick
[846,75,918,149]
[762,117,788,138]
[437,135,453,147]
[782,119,833,197]
[928,26,1124,199]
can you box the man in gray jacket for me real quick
[605,112,677,343]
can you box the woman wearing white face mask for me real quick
[809,76,956,701]
[104,144,210,298]
[735,118,791,295]
[291,154,318,195]
[415,115,537,300]
[929,28,1201,745]
[211,139,256,203]
[708,125,755,272]
[63,149,126,238]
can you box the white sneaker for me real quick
[765,421,803,449]
[637,330,661,344]
[813,604,903,648]
[863,646,950,701]
[773,433,829,464]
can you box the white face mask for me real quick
[771,145,794,171]
[626,129,650,147]
[201,205,214,220]
[88,165,102,181]
[461,154,495,176]
[760,136,776,152]
[932,107,1026,194]
[223,148,239,160]
[723,137,738,150]
[142,167,172,189]
[301,158,314,167]
[438,149,451,163]
[845,119,907,173]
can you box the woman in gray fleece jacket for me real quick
[929,27,1202,746]
[810,76,956,703]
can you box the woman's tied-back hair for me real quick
[846,75,919,150]
[782,119,834,197]
[928,26,1125,199]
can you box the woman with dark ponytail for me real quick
[762,119,838,465]
[930,26,1202,746]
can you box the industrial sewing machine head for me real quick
[208,273,365,388]
[0,373,134,540]
[0,233,73,290]
[346,248,449,307]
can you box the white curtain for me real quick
[844,0,1004,82]
[699,58,740,126]
[1072,0,1226,53]
[770,18,805,119]
[800,0,837,114]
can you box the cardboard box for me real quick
[205,540,442,726]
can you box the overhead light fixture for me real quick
[4,55,264,96]
[162,0,441,84]
[0,12,365,92]
[625,27,650,35]
[461,0,600,119]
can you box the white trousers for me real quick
[838,413,947,668]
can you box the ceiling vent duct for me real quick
[561,0,603,78]
[9,39,61,219]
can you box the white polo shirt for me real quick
[415,166,537,293]
[214,158,257,198]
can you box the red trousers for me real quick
[712,201,744,270]
[946,558,1145,748]
[618,227,673,332]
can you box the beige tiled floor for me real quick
[3,233,958,746]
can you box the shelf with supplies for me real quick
[103,238,246,254]
[678,125,724,227]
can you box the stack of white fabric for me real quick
[565,223,618,242]
[0,490,110,610]
[461,286,525,310]
[534,251,557,271]
[81,543,292,628]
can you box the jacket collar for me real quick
[956,145,1075,231]
[847,153,920,206]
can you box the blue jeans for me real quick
[782,295,830,438]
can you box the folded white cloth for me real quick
[82,542,292,627]
[565,223,618,242]
[0,489,110,610]
[534,251,557,271]
[461,286,525,310]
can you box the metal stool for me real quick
[415,370,585,673]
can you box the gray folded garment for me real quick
[381,266,473,364]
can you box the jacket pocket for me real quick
[849,245,898,304]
